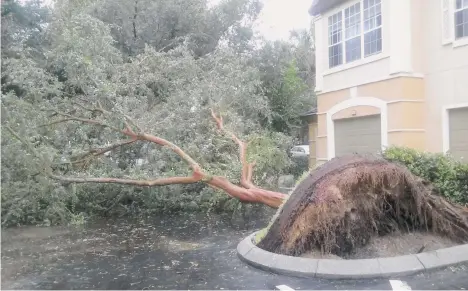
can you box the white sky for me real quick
[37,0,312,41]
[253,0,312,40]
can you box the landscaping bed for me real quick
[301,230,459,260]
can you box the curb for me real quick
[237,232,468,279]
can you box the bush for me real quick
[289,155,309,178]
[383,146,468,205]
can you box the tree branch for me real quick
[56,138,138,166]
[139,133,201,172]
[210,109,256,189]
[49,174,202,186]
[7,104,288,209]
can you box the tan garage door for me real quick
[449,107,468,161]
[334,115,381,157]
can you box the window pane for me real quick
[328,11,343,67]
[328,12,342,45]
[364,0,382,32]
[346,36,361,62]
[456,0,468,9]
[364,28,382,56]
[345,2,361,39]
[455,9,468,38]
[329,44,343,67]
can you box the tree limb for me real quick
[210,109,256,189]
[56,138,138,166]
[7,104,288,209]
[49,173,202,186]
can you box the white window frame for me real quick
[328,11,344,68]
[442,0,468,47]
[455,0,468,39]
[344,2,362,63]
[327,0,383,69]
[362,0,383,57]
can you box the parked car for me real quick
[290,145,309,158]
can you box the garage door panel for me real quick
[449,107,468,161]
[334,115,381,157]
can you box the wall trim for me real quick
[322,55,390,77]
[317,73,424,96]
[387,99,425,104]
[326,97,388,160]
[388,129,425,133]
[316,99,424,116]
[388,0,413,74]
[442,103,468,153]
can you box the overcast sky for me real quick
[253,0,312,40]
[36,0,312,41]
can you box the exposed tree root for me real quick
[257,154,468,256]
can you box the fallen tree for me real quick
[257,154,468,256]
[5,100,287,209]
[6,100,468,256]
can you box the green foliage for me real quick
[254,40,316,136]
[383,147,468,205]
[1,0,315,227]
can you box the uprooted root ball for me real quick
[257,154,468,256]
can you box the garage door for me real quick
[449,107,468,161]
[334,115,381,157]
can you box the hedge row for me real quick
[383,146,468,205]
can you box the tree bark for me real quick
[11,105,288,209]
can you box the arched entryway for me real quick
[326,97,388,159]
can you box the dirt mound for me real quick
[301,231,458,260]
[257,154,468,256]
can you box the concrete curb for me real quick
[237,232,468,279]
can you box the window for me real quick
[455,0,468,39]
[363,0,382,56]
[345,3,361,62]
[328,12,343,68]
[327,0,382,69]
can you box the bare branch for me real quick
[5,125,42,158]
[71,101,105,114]
[49,174,202,186]
[210,109,256,189]
[140,133,201,171]
[37,110,123,132]
[56,138,138,166]
[7,107,288,209]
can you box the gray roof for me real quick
[300,108,317,117]
[309,0,348,16]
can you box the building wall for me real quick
[312,0,468,162]
[418,0,468,153]
[314,0,416,94]
[315,77,425,160]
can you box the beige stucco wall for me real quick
[331,105,380,120]
[315,77,425,160]
[419,0,468,153]
[308,122,318,168]
[358,77,425,102]
[388,131,425,150]
[387,102,425,130]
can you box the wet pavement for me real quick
[1,213,468,290]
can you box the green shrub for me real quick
[383,146,468,205]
